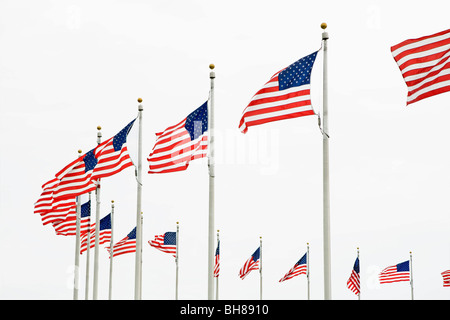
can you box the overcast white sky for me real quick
[1,0,450,300]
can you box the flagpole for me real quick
[73,149,82,300]
[307,243,310,300]
[108,200,114,300]
[321,22,332,300]
[175,221,179,300]
[410,251,414,300]
[357,247,360,300]
[260,236,263,300]
[84,192,91,300]
[207,64,216,300]
[135,98,144,300]
[216,229,219,300]
[93,126,102,300]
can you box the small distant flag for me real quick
[239,247,260,280]
[379,260,410,284]
[347,257,360,295]
[214,240,220,278]
[80,213,111,254]
[279,252,307,283]
[238,51,318,133]
[441,270,450,287]
[148,102,208,173]
[391,28,450,105]
[149,232,177,257]
[107,227,136,258]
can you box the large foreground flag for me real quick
[107,227,136,258]
[279,252,307,282]
[239,247,260,280]
[441,270,450,287]
[347,257,360,295]
[148,102,208,173]
[391,28,450,105]
[238,51,318,133]
[379,260,410,284]
[148,232,177,257]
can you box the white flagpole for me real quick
[410,251,414,300]
[93,126,102,300]
[207,64,216,300]
[84,192,92,300]
[108,200,114,300]
[135,98,144,300]
[357,247,360,300]
[215,230,219,300]
[307,243,310,300]
[175,221,179,300]
[259,236,263,300]
[321,22,332,300]
[73,149,83,300]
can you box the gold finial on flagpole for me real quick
[137,98,143,103]
[97,126,101,131]
[78,149,82,154]
[321,22,327,29]
[209,63,215,70]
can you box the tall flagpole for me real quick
[73,149,83,300]
[207,64,216,300]
[259,236,263,300]
[410,251,414,300]
[321,22,332,300]
[175,221,179,300]
[307,243,310,300]
[84,192,92,300]
[135,98,144,300]
[108,200,114,300]
[93,126,102,300]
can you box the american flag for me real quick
[279,252,307,283]
[441,270,450,287]
[239,247,260,280]
[35,119,135,204]
[214,240,220,278]
[107,227,136,258]
[238,51,318,133]
[379,260,410,284]
[347,257,360,295]
[80,213,111,255]
[52,199,91,236]
[147,102,208,173]
[391,28,450,105]
[149,232,177,257]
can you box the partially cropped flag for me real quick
[148,102,208,173]
[379,260,410,284]
[80,213,111,254]
[107,227,136,258]
[149,232,177,257]
[239,247,260,280]
[279,252,307,282]
[441,270,450,287]
[239,51,318,133]
[214,240,220,278]
[391,28,450,105]
[347,257,360,295]
[53,199,91,236]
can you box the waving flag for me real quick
[53,199,91,236]
[379,260,410,284]
[441,270,450,287]
[239,51,318,133]
[107,227,136,258]
[149,232,177,257]
[391,28,450,105]
[147,102,208,173]
[239,247,260,280]
[347,257,360,295]
[80,213,111,254]
[214,240,220,278]
[279,252,307,282]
